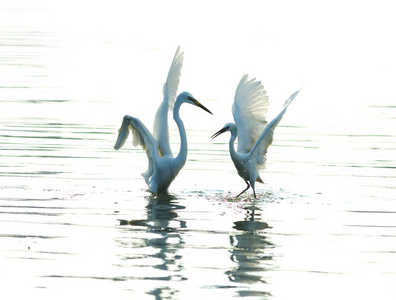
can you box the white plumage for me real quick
[212,74,300,198]
[153,47,184,157]
[232,74,269,154]
[114,47,212,194]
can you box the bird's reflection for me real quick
[118,194,187,286]
[227,205,273,297]
[119,193,186,231]
[233,206,270,232]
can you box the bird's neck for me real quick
[173,102,187,169]
[229,128,239,162]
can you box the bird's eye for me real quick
[187,96,194,101]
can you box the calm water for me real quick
[1,2,395,299]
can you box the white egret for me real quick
[211,74,300,198]
[114,47,212,194]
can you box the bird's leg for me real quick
[251,185,258,212]
[250,179,257,199]
[236,180,250,198]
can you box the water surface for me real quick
[1,2,395,299]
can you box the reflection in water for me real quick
[233,207,271,232]
[119,194,186,231]
[147,286,178,300]
[228,206,273,298]
[119,194,187,297]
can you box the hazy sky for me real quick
[2,0,395,110]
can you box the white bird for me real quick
[211,74,300,198]
[114,47,212,194]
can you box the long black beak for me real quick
[211,127,227,139]
[189,97,213,115]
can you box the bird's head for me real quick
[211,123,236,139]
[177,92,213,115]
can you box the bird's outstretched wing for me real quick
[114,115,160,160]
[249,89,300,169]
[164,46,184,111]
[232,74,269,153]
[153,46,184,157]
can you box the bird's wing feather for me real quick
[232,74,269,153]
[249,89,300,169]
[165,46,184,111]
[153,46,184,157]
[114,115,159,160]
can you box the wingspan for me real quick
[232,74,269,153]
[114,115,159,159]
[249,89,300,169]
[153,46,184,157]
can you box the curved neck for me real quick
[229,128,238,160]
[173,101,187,168]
